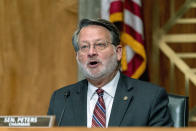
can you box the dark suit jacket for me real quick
[48,73,173,126]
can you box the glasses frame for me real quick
[78,40,113,53]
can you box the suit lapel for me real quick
[108,73,134,126]
[70,80,88,126]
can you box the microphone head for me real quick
[64,90,70,97]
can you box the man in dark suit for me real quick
[48,18,173,127]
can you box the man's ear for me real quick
[116,45,122,61]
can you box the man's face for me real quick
[76,25,122,80]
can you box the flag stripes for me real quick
[124,24,143,43]
[101,0,147,78]
[110,0,123,22]
[132,0,141,6]
[125,0,142,18]
[124,10,144,39]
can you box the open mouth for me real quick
[88,60,100,68]
[90,61,98,65]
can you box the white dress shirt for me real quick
[87,71,120,128]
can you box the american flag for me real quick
[101,0,147,79]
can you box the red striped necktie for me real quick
[92,89,106,128]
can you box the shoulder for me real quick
[119,73,169,111]
[119,73,167,96]
[52,79,88,95]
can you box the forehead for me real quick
[78,25,111,42]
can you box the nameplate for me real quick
[0,116,55,127]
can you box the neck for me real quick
[87,69,119,88]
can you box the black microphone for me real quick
[58,90,70,126]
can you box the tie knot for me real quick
[96,89,104,97]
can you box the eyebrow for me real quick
[79,39,106,44]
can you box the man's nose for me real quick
[88,45,97,56]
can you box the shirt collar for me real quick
[88,71,120,100]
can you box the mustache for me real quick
[87,58,101,64]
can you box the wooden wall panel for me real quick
[159,51,171,92]
[150,0,196,124]
[174,66,186,95]
[0,0,78,115]
[190,81,196,109]
[147,0,196,87]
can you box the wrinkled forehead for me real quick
[78,25,112,42]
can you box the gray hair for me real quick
[72,18,120,52]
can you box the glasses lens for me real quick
[79,43,89,52]
[95,41,107,50]
[79,40,110,52]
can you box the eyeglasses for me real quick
[78,40,111,53]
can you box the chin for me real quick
[85,71,106,80]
